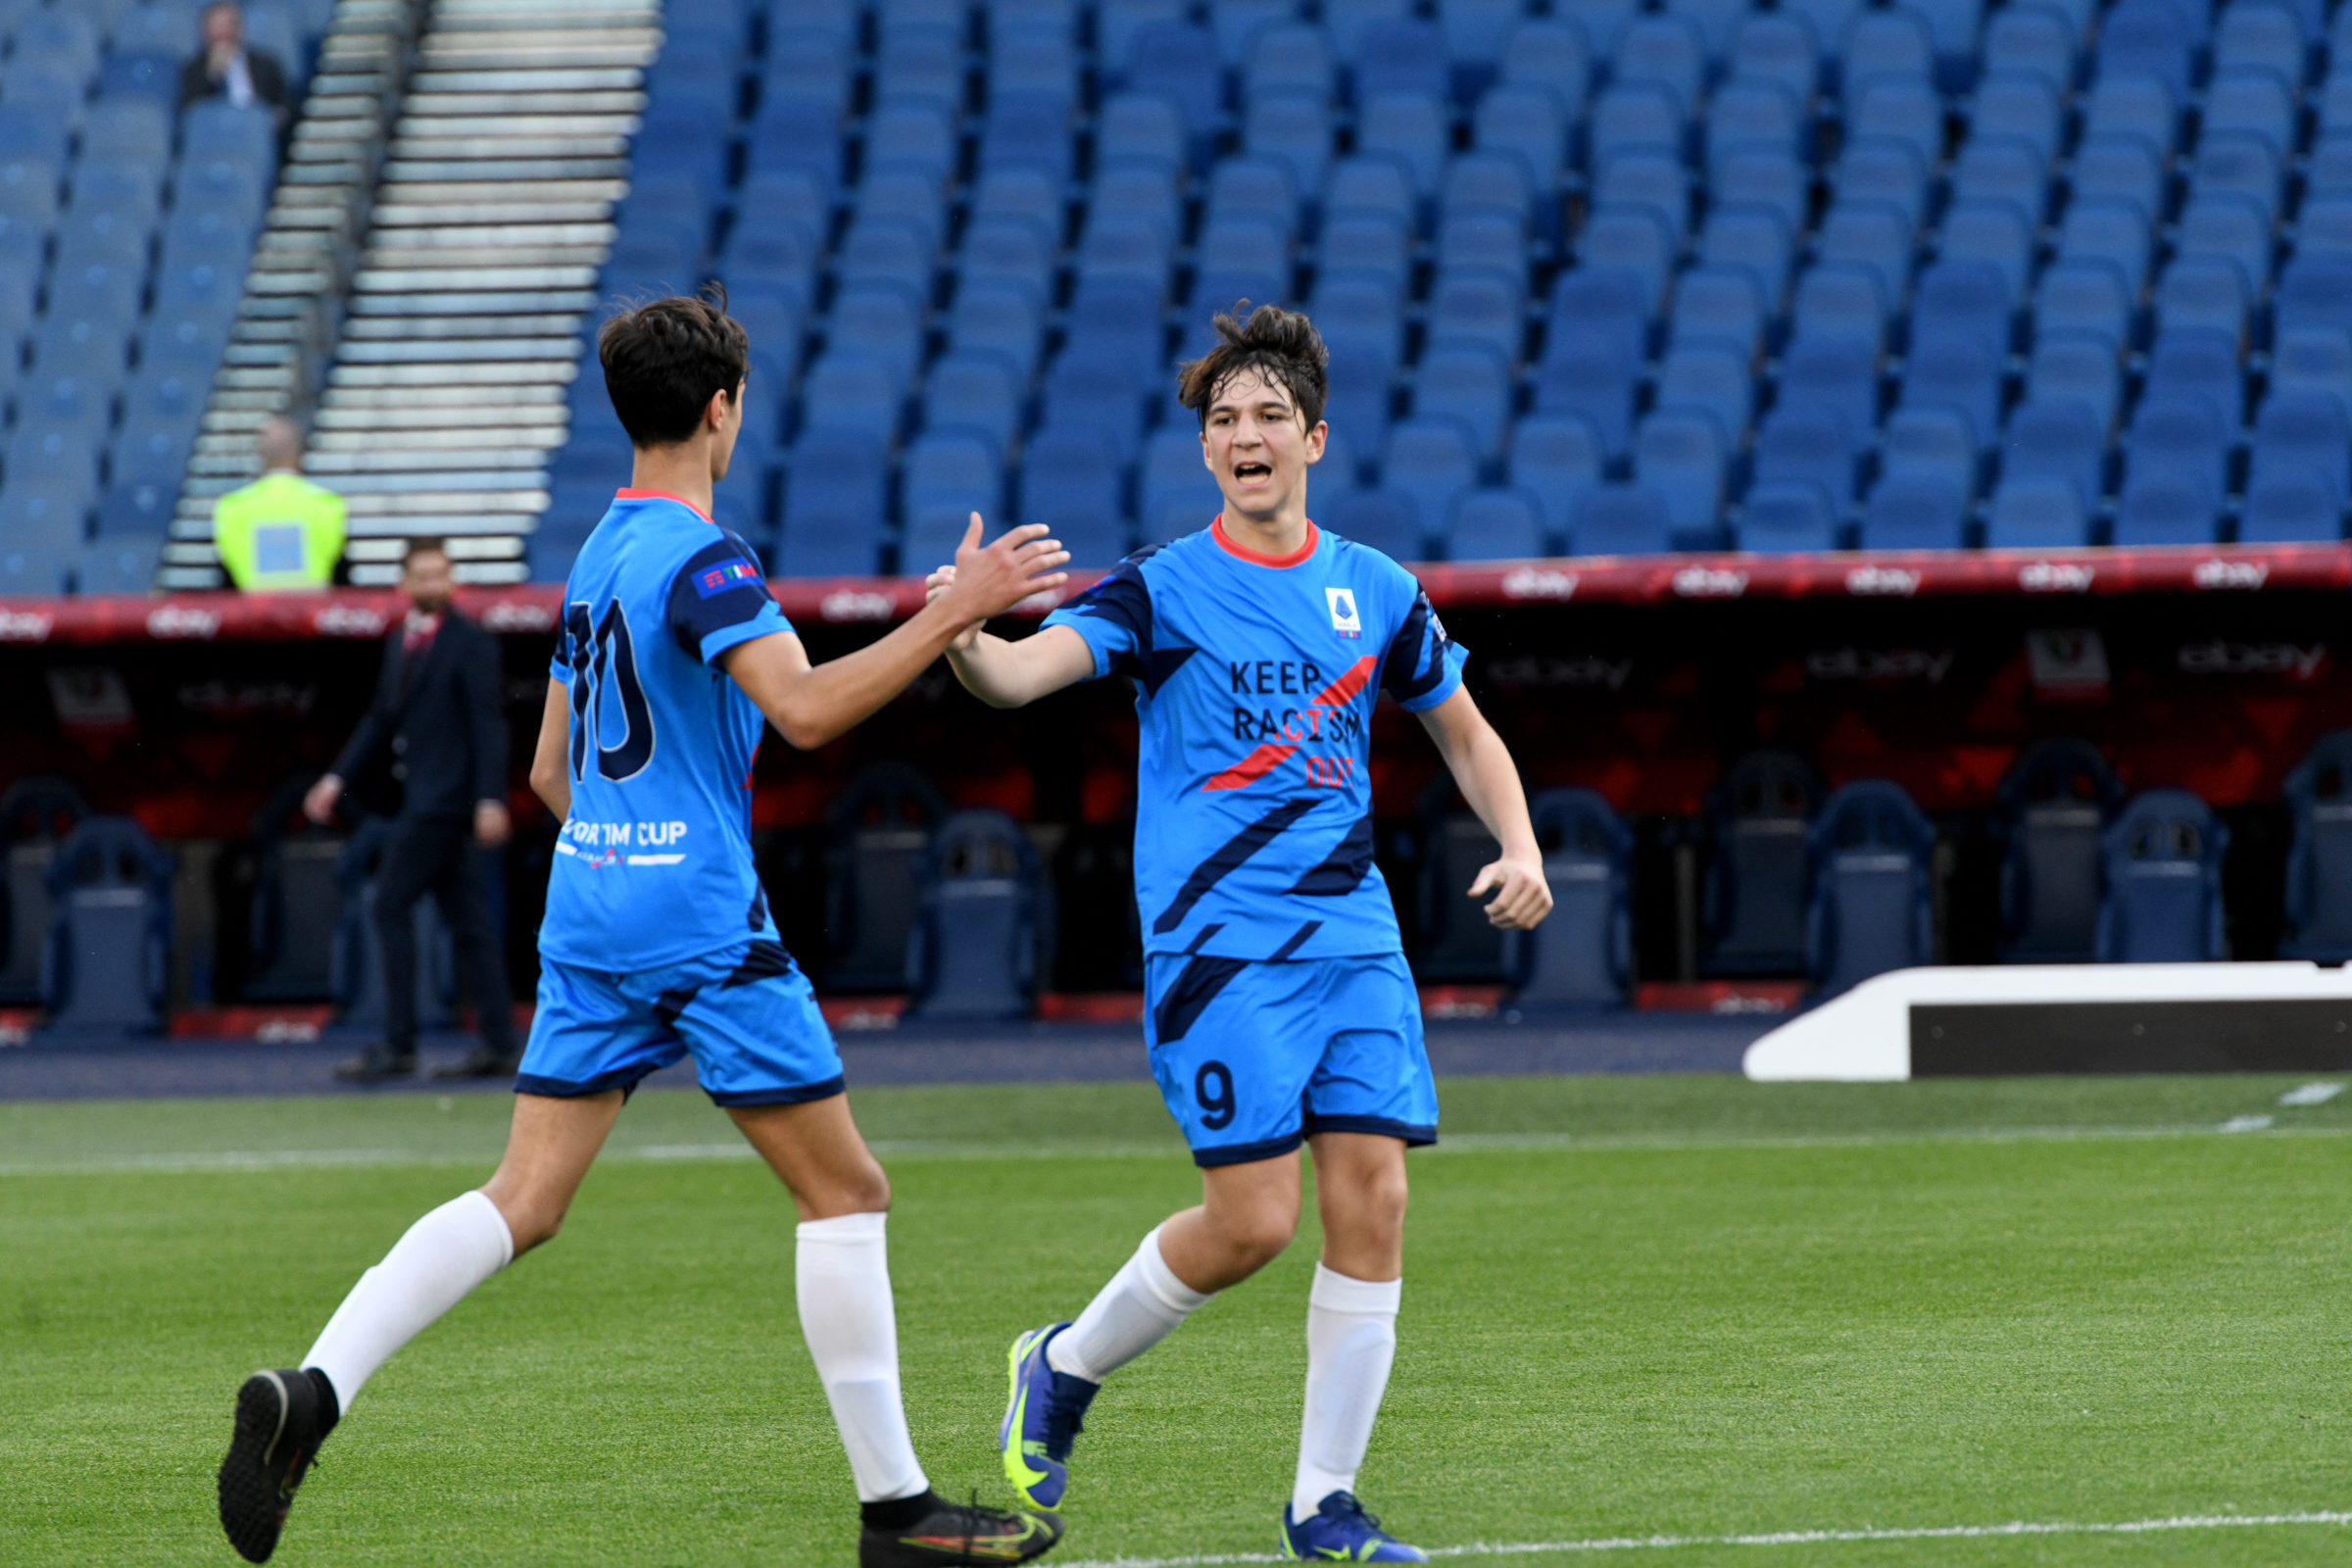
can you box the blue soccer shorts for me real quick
[516,938,845,1106]
[1141,950,1437,1167]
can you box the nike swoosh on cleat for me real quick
[902,1519,1050,1560]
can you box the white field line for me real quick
[1052,1509,2352,1567]
[8,1119,2352,1178]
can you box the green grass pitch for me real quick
[6,1072,2352,1566]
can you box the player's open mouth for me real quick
[1233,462,1271,483]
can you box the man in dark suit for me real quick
[177,1,291,120]
[307,538,519,1082]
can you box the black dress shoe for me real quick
[332,1046,416,1083]
[429,1047,522,1080]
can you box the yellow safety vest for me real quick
[213,471,348,591]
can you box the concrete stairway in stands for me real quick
[312,0,657,584]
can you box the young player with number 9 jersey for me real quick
[923,305,1554,1561]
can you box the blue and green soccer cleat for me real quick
[1279,1493,1428,1562]
[1000,1324,1097,1510]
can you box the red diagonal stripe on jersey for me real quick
[1202,743,1297,791]
[1310,655,1378,707]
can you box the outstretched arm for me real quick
[724,517,1069,748]
[922,555,1098,709]
[1416,686,1553,929]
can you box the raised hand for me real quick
[923,564,980,652]
[1468,853,1553,930]
[939,514,1069,625]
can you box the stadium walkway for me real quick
[0,1013,1771,1101]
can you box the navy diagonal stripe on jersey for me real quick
[1151,952,1250,1042]
[1285,813,1375,896]
[1152,797,1319,935]
[1381,591,1453,704]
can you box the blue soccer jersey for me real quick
[540,490,793,970]
[1042,516,1466,962]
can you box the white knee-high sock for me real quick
[796,1211,930,1503]
[303,1189,514,1413]
[1292,1264,1400,1519]
[1045,1224,1213,1384]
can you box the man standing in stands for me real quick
[178,1,291,121]
[213,417,347,592]
[306,538,519,1082]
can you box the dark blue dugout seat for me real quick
[1416,778,1505,982]
[1702,749,1821,976]
[1505,788,1632,1008]
[1806,779,1936,998]
[826,762,950,990]
[2280,730,2352,961]
[42,817,172,1033]
[906,810,1047,1019]
[331,816,455,1031]
[1997,737,2123,962]
[0,775,89,1005]
[242,775,348,1002]
[2097,790,2230,963]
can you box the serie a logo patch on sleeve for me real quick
[695,559,762,597]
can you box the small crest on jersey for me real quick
[695,559,761,597]
[1326,587,1360,637]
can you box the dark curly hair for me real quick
[1176,302,1330,431]
[597,284,749,447]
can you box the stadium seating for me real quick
[1805,779,1936,997]
[509,0,2352,574]
[2097,790,2231,963]
[905,808,1045,1018]
[2280,730,2352,961]
[1997,737,2124,963]
[825,762,950,991]
[241,775,347,1003]
[1504,787,1632,1007]
[1702,749,1820,976]
[41,815,172,1032]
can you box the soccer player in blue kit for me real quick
[217,293,1074,1568]
[923,306,1554,1561]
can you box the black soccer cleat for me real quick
[858,1493,1066,1568]
[217,1367,337,1563]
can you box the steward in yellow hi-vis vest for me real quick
[212,417,346,590]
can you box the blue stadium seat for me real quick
[1634,409,1727,536]
[1018,427,1129,564]
[1707,79,1802,171]
[1504,788,1632,1008]
[1039,344,1147,462]
[827,283,925,391]
[1497,19,1591,116]
[1533,334,1638,455]
[796,352,901,443]
[1474,84,1569,196]
[2192,132,2284,224]
[2097,790,2228,963]
[1982,1,2075,85]
[96,479,174,537]
[858,167,948,253]
[1992,737,2122,962]
[1702,749,1819,978]
[1669,0,1749,60]
[1999,399,2105,509]
[1881,404,1981,499]
[2081,71,2178,155]
[1312,271,1404,369]
[1738,480,1838,552]
[1323,340,1394,446]
[1571,484,1674,556]
[900,433,1004,570]
[2033,259,2132,353]
[2126,393,2229,491]
[1911,259,2009,350]
[777,434,887,575]
[1091,161,1180,252]
[2276,256,2352,342]
[1207,154,1300,238]
[1414,341,1512,456]
[40,817,172,1033]
[1425,270,1524,363]
[1138,423,1220,533]
[1319,208,1411,294]
[1212,0,1294,63]
[1589,82,1683,170]
[1323,486,1420,558]
[2202,67,2296,159]
[2271,325,2352,417]
[1858,473,1968,548]
[2250,389,2350,502]
[2217,0,2307,77]
[1814,202,1914,311]
[2143,329,2243,424]
[1669,266,1765,358]
[1439,0,1522,81]
[1577,206,1677,314]
[979,91,1072,180]
[875,23,963,112]
[1559,0,1641,52]
[905,810,1042,1020]
[864,104,957,185]
[1093,90,1186,174]
[1708,150,1809,235]
[1508,413,1602,545]
[1443,150,1535,230]
[1591,149,1690,238]
[2096,0,2192,95]
[1777,336,1880,439]
[77,535,158,594]
[1244,89,1331,192]
[1190,213,1292,315]
[1753,404,1857,505]
[1700,206,1799,311]
[1076,210,1169,290]
[2239,476,2342,542]
[1789,262,1887,354]
[1445,487,1546,561]
[1806,779,1936,998]
[2281,732,2352,960]
[1099,0,1185,65]
[994,27,1077,102]
[1845,78,1941,172]
[1383,416,1478,547]
[2154,256,2251,345]
[1353,19,1449,102]
[0,540,70,593]
[922,351,1021,452]
[1899,335,2001,449]
[1653,344,1752,448]
[1835,136,1929,231]
[1940,199,2034,302]
[2026,332,2122,432]
[2299,194,2352,264]
[1615,14,1707,110]
[2070,134,2164,222]
[2111,477,2220,545]
[762,31,853,115]
[1970,74,2061,169]
[1984,475,2088,548]
[1731,12,1820,102]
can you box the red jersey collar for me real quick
[1211,514,1318,567]
[616,487,713,522]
